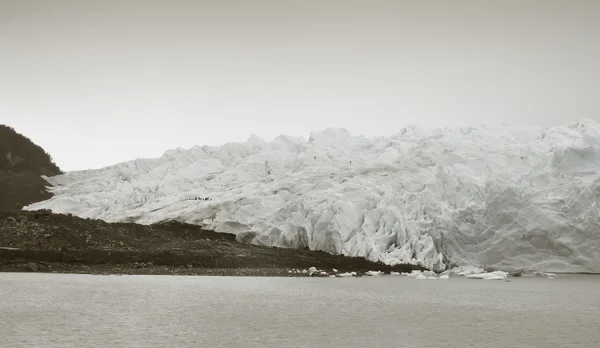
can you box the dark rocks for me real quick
[33,209,52,218]
[27,262,38,272]
[0,209,423,276]
[17,215,27,223]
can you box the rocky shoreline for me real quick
[0,209,424,277]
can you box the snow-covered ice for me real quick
[24,120,600,273]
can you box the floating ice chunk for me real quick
[329,275,336,278]
[350,271,357,277]
[308,267,319,276]
[301,269,308,274]
[484,275,506,280]
[423,270,437,277]
[337,272,354,277]
[427,277,438,280]
[451,266,486,277]
[332,268,338,273]
[415,274,427,280]
[407,270,423,278]
[390,271,401,276]
[491,271,508,278]
[319,271,328,276]
[365,270,383,276]
[466,271,508,280]
[532,271,558,278]
[439,274,449,280]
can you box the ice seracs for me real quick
[24,120,600,273]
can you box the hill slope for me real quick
[0,125,62,210]
[25,120,600,273]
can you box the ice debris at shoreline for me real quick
[290,265,558,280]
[25,120,600,273]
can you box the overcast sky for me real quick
[1,0,599,171]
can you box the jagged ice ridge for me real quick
[25,120,600,272]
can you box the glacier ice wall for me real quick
[24,120,600,272]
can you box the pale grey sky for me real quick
[1,0,599,171]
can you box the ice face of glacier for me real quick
[24,120,600,273]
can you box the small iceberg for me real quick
[451,265,486,277]
[407,270,423,278]
[534,271,557,279]
[365,270,383,276]
[336,272,354,277]
[466,271,508,280]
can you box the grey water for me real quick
[0,273,598,348]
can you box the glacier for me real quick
[24,120,600,273]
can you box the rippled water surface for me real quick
[1,273,599,348]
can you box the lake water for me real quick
[1,273,598,348]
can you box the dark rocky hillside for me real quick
[0,125,62,210]
[0,125,61,175]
